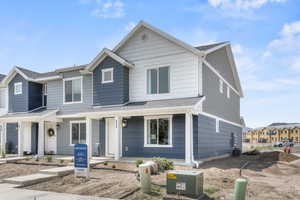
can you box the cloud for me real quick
[208,0,287,10]
[124,21,136,32]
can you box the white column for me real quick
[86,118,93,159]
[18,122,24,156]
[38,121,45,156]
[114,116,122,160]
[0,123,6,154]
[185,113,193,164]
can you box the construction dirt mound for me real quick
[258,151,299,163]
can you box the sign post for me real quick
[74,144,90,179]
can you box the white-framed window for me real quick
[147,66,170,94]
[70,121,86,145]
[144,115,172,147]
[227,86,230,99]
[102,68,114,83]
[216,119,220,133]
[63,77,82,104]
[14,82,22,95]
[219,79,223,94]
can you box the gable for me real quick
[205,46,238,90]
[116,26,192,62]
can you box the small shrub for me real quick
[112,164,116,169]
[1,151,6,158]
[152,157,174,171]
[135,159,144,167]
[25,157,31,161]
[60,159,64,164]
[46,156,53,162]
[103,161,108,166]
[204,187,220,195]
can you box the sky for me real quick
[0,0,299,128]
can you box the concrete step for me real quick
[3,173,57,187]
[39,166,74,176]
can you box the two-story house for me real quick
[0,74,8,154]
[0,21,243,164]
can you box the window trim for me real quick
[14,82,23,95]
[146,65,171,95]
[69,120,87,146]
[63,76,83,104]
[227,85,230,99]
[144,115,173,148]
[101,68,114,84]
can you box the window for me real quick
[0,89,5,108]
[70,121,86,145]
[216,119,220,133]
[14,82,22,95]
[63,77,82,103]
[145,116,172,147]
[219,79,223,94]
[147,66,170,94]
[227,86,230,98]
[102,68,114,83]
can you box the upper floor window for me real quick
[147,66,170,94]
[64,77,82,104]
[219,79,223,94]
[14,82,22,95]
[227,86,230,99]
[102,68,114,83]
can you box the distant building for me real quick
[244,123,300,143]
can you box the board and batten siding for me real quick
[46,72,93,113]
[56,118,100,155]
[193,114,242,160]
[116,27,200,102]
[122,115,185,159]
[202,63,240,124]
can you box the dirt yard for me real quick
[0,163,52,180]
[25,151,300,200]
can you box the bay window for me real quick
[64,77,82,103]
[145,116,172,147]
[147,66,170,94]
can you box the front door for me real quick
[106,118,116,156]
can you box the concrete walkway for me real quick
[0,183,114,200]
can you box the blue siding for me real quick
[8,73,29,113]
[93,56,129,106]
[122,115,185,159]
[194,114,242,159]
[28,82,43,110]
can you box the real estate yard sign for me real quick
[74,144,90,179]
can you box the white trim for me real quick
[226,85,230,99]
[203,59,241,97]
[216,119,220,133]
[63,76,83,104]
[101,68,114,84]
[199,111,243,128]
[14,82,22,95]
[185,112,193,164]
[219,79,223,94]
[69,120,87,146]
[144,115,173,148]
[113,21,205,57]
[204,42,229,54]
[34,76,62,82]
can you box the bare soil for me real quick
[25,151,300,200]
[15,157,72,166]
[0,163,52,180]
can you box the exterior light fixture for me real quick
[122,119,128,128]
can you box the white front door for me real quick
[107,118,116,156]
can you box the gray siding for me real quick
[47,74,93,113]
[202,63,240,124]
[93,56,129,106]
[56,118,100,156]
[8,74,29,113]
[205,47,237,90]
[122,115,185,159]
[28,82,43,111]
[6,123,18,154]
[99,119,106,156]
[194,114,242,159]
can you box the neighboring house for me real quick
[0,74,8,153]
[0,21,244,164]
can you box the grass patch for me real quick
[204,187,220,195]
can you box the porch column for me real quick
[0,123,6,154]
[185,112,193,164]
[18,122,24,156]
[86,117,93,159]
[38,121,45,156]
[114,116,122,160]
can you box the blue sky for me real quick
[0,0,299,128]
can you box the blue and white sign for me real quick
[74,144,89,178]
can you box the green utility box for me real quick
[166,170,204,198]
